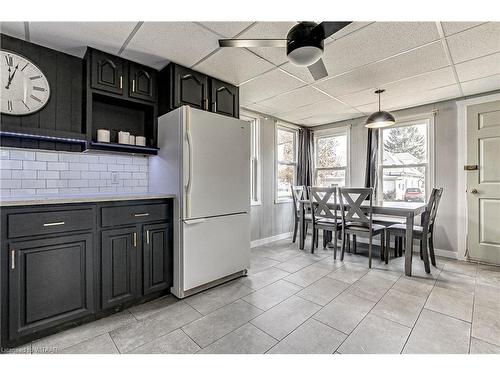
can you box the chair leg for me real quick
[386,232,391,264]
[368,233,372,268]
[333,229,338,260]
[323,230,328,249]
[421,238,431,274]
[310,226,316,253]
[347,234,351,253]
[429,235,436,267]
[353,235,357,254]
[340,230,346,261]
[315,229,319,248]
[292,220,298,243]
[398,237,403,257]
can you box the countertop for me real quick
[0,193,176,207]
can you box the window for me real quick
[275,124,298,202]
[241,114,261,205]
[379,117,433,203]
[314,128,349,187]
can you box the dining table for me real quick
[298,199,427,276]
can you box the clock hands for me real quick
[5,63,19,90]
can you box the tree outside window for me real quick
[314,131,348,187]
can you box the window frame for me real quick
[377,114,435,203]
[240,112,262,206]
[274,123,299,203]
[313,126,351,187]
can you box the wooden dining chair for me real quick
[339,187,385,268]
[308,186,342,258]
[385,188,444,272]
[291,185,311,243]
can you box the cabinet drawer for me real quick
[101,203,169,227]
[7,209,94,239]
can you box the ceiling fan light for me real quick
[364,111,396,128]
[287,46,323,66]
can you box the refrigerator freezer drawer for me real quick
[182,213,250,292]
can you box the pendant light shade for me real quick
[365,89,395,128]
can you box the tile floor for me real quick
[10,239,500,354]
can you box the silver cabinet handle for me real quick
[132,79,135,92]
[146,230,150,244]
[119,76,123,89]
[134,213,149,217]
[43,221,65,227]
[11,250,15,270]
[133,232,137,247]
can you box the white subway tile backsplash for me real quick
[0,147,150,198]
[23,161,47,170]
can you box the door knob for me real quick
[471,188,478,194]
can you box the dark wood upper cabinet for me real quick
[8,234,94,341]
[210,78,239,118]
[129,63,157,103]
[90,49,125,95]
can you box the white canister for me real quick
[118,131,130,144]
[135,136,146,147]
[128,134,135,145]
[97,129,110,143]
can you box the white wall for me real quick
[0,148,149,197]
[248,114,295,242]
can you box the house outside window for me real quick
[275,124,298,202]
[314,127,350,187]
[379,116,434,203]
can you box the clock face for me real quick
[1,50,51,115]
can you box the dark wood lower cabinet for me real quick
[101,227,140,310]
[0,198,173,348]
[8,234,94,341]
[143,223,172,295]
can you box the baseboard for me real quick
[251,232,293,248]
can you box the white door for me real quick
[467,100,500,264]
[182,213,250,291]
[183,107,250,219]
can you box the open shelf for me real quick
[89,141,159,155]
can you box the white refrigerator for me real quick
[149,106,251,298]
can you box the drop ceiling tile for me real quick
[28,22,137,58]
[0,22,25,39]
[314,41,449,97]
[324,22,374,44]
[239,68,305,103]
[257,86,332,114]
[455,52,500,82]
[441,22,485,36]
[242,102,277,117]
[122,22,219,69]
[461,74,500,96]
[237,22,297,65]
[321,22,440,76]
[447,22,500,63]
[301,112,358,126]
[277,99,359,124]
[339,67,457,107]
[279,62,316,84]
[194,47,275,86]
[200,22,254,37]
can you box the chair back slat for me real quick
[422,188,444,231]
[339,187,373,224]
[308,186,337,220]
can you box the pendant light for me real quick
[364,89,395,128]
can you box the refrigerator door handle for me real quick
[183,218,206,225]
[185,119,193,218]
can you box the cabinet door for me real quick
[91,49,125,95]
[143,223,172,295]
[129,63,157,102]
[210,78,239,118]
[8,234,94,341]
[101,227,139,309]
[173,65,208,110]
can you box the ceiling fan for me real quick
[218,21,352,81]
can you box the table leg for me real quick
[405,215,414,276]
[299,202,305,250]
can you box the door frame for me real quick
[456,92,500,260]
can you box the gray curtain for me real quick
[297,128,314,189]
[364,128,379,194]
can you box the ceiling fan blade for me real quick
[218,39,287,48]
[315,21,353,39]
[308,58,328,81]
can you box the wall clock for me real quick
[1,50,51,115]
